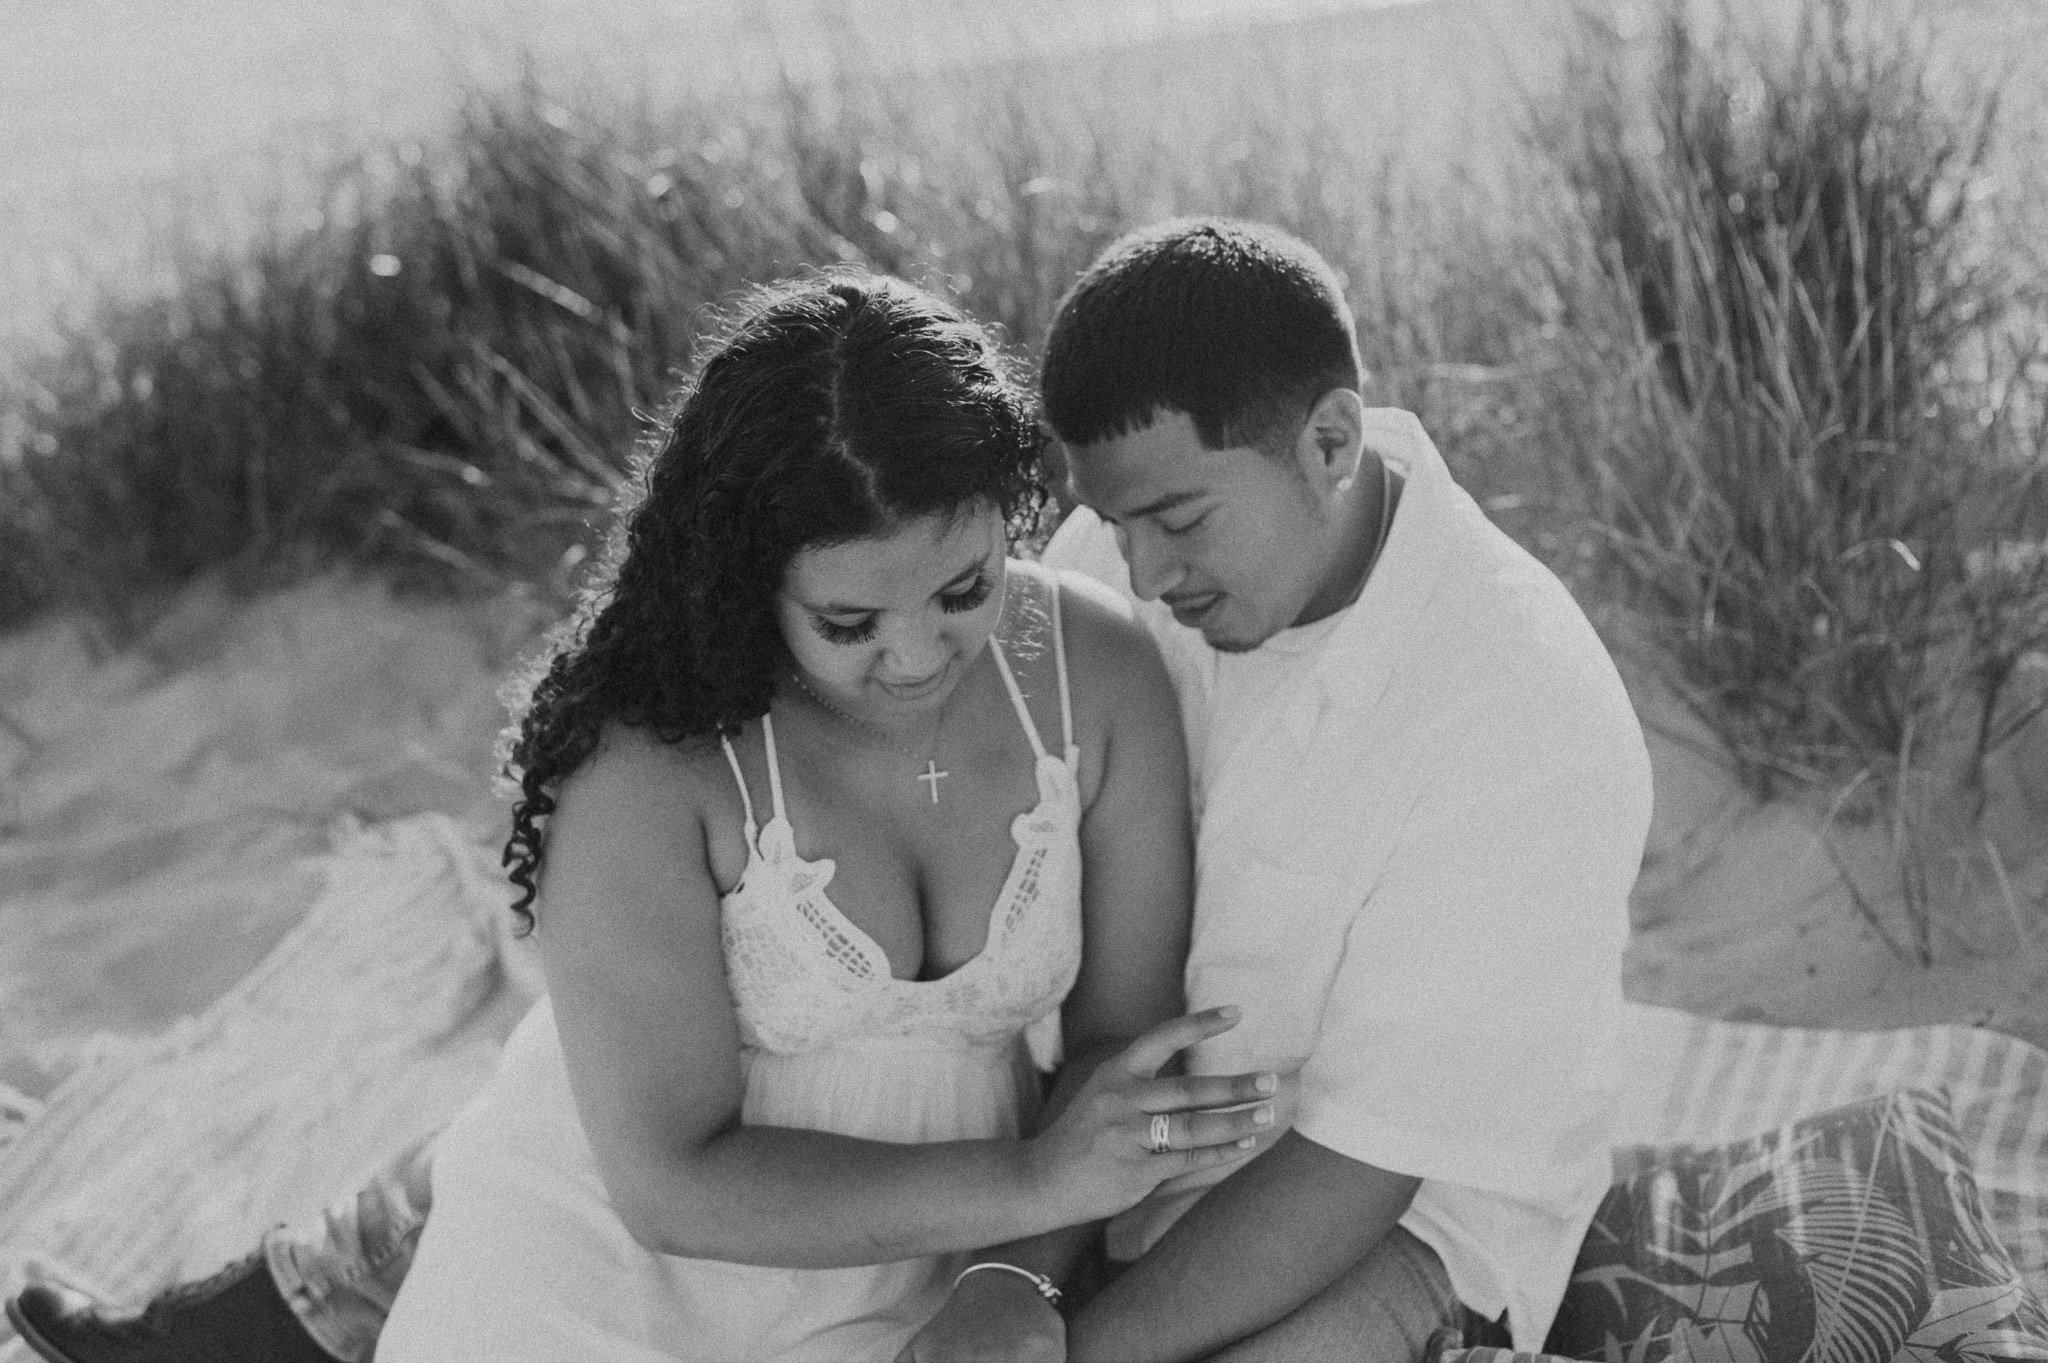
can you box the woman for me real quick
[375,272,1275,1361]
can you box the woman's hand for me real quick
[1103,1067,1301,1260]
[1140,1066,1301,1200]
[895,1269,1064,1363]
[1025,1006,1275,1224]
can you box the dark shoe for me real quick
[6,1251,335,1362]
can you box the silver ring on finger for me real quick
[1145,1112,1172,1154]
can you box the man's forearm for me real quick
[1068,1132,1419,1363]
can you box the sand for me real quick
[0,575,550,1101]
[1624,658,2048,1052]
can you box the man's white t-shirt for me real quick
[1043,410,1652,1350]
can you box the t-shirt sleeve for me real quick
[1292,697,1652,1199]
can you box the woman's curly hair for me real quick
[498,271,1051,931]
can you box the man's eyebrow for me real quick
[806,555,989,616]
[1116,489,1207,522]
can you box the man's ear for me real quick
[1292,388,1366,496]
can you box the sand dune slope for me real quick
[0,576,538,1095]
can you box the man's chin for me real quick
[1202,627,1263,655]
[1177,601,1271,653]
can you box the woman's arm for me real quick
[900,579,1209,1355]
[977,574,1202,1253]
[537,725,1034,1265]
[1060,576,1197,1063]
[535,720,1260,1270]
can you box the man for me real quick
[1026,219,1647,1360]
[11,220,1649,1363]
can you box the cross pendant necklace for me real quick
[790,671,950,805]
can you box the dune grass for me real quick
[2,2,2043,956]
[1538,0,2048,795]
[1524,0,2048,958]
[0,14,1542,635]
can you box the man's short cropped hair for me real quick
[1041,218,1363,454]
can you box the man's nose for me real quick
[1116,523,1181,602]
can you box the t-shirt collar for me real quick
[1298,410,1455,716]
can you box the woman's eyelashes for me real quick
[939,571,994,614]
[812,615,878,645]
[809,573,994,647]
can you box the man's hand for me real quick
[896,1268,1066,1363]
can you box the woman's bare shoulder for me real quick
[1046,562,1134,623]
[560,722,734,810]
[544,722,749,900]
[1041,569,1179,770]
[1051,572,1168,694]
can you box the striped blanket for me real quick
[1613,1005,2048,1297]
[1,814,2043,1358]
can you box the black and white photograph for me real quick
[3,1,2046,1360]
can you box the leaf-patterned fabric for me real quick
[1610,1006,2048,1300]
[1546,1088,2048,1363]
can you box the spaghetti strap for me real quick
[1049,570,1075,755]
[719,734,759,835]
[761,712,791,824]
[987,639,1049,761]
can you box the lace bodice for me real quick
[718,562,1084,1058]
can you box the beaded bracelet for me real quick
[953,1260,1063,1307]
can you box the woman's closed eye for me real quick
[939,572,994,614]
[812,614,878,645]
[809,573,992,646]
[1160,511,1209,537]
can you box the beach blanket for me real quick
[1,811,2043,1358]
[1613,1006,2048,1295]
[0,814,541,1360]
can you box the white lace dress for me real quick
[377,564,1084,1363]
